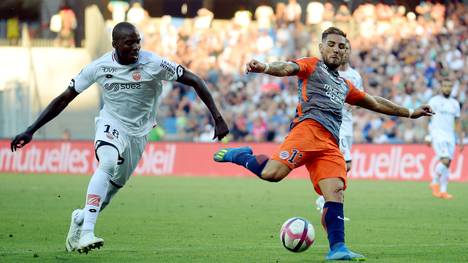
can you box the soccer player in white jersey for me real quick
[427,75,464,199]
[315,39,363,216]
[10,22,229,253]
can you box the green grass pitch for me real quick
[0,173,467,262]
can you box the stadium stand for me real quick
[136,1,468,143]
[0,1,466,143]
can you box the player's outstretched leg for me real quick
[65,209,84,252]
[77,145,117,253]
[214,146,269,178]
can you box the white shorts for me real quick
[339,135,353,162]
[431,137,455,160]
[94,116,148,188]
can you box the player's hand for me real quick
[245,59,267,74]
[213,117,229,141]
[11,131,33,152]
[411,105,434,119]
[459,143,465,153]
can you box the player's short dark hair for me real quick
[112,22,137,41]
[321,27,347,41]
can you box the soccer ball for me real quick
[280,217,315,252]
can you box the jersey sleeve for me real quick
[148,54,184,81]
[72,62,97,93]
[292,57,319,79]
[345,80,366,105]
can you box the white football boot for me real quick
[77,232,104,254]
[65,209,83,252]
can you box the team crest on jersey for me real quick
[279,151,290,159]
[132,71,141,81]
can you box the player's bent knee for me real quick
[323,187,344,203]
[96,145,119,174]
[318,178,345,203]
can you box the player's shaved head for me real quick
[112,22,137,41]
[112,22,141,65]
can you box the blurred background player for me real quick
[214,27,434,261]
[427,75,464,199]
[315,39,363,218]
[10,22,229,254]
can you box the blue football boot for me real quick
[213,147,252,163]
[326,243,366,261]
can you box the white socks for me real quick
[438,164,450,193]
[81,146,118,237]
[434,162,450,193]
[433,162,443,185]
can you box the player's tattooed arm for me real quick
[245,59,299,77]
[11,86,79,151]
[176,69,229,140]
[355,94,434,119]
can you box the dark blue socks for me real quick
[322,201,345,250]
[232,152,269,178]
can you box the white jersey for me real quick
[71,50,183,137]
[339,66,363,137]
[428,95,460,141]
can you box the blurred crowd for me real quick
[133,1,468,144]
[2,1,466,143]
[151,2,468,144]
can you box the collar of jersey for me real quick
[112,51,148,66]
